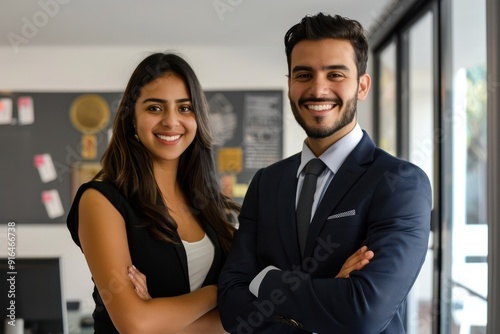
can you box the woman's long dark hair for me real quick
[96,52,239,253]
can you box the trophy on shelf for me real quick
[69,94,110,160]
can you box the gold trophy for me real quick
[70,94,110,160]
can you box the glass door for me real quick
[375,9,436,333]
[405,10,435,334]
[442,0,488,333]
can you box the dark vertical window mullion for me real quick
[398,32,409,160]
[438,0,454,332]
[486,0,500,333]
[430,1,442,333]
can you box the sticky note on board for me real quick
[42,189,64,219]
[0,98,13,125]
[34,153,57,183]
[18,96,35,125]
[217,147,243,173]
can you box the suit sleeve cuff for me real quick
[249,265,280,297]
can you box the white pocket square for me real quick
[327,209,356,220]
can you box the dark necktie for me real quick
[296,158,326,257]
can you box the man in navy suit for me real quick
[218,12,432,334]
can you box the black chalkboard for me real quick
[0,92,122,224]
[0,90,282,224]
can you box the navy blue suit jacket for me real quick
[218,132,432,333]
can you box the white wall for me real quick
[0,44,373,313]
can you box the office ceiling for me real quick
[0,0,392,48]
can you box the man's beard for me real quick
[290,95,358,139]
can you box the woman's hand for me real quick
[128,265,152,300]
[335,246,374,278]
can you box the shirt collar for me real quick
[297,123,363,177]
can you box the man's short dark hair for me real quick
[284,12,369,77]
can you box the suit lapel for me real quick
[173,234,191,289]
[277,154,302,264]
[201,217,223,285]
[304,132,376,257]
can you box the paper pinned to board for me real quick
[34,153,57,183]
[0,98,13,125]
[41,189,64,219]
[18,96,35,125]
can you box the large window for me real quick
[406,11,435,334]
[374,8,436,333]
[443,0,488,333]
[372,0,491,333]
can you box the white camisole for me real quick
[181,234,215,292]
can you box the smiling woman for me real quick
[133,74,198,166]
[66,52,240,333]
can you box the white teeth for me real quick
[306,104,334,111]
[156,134,181,141]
